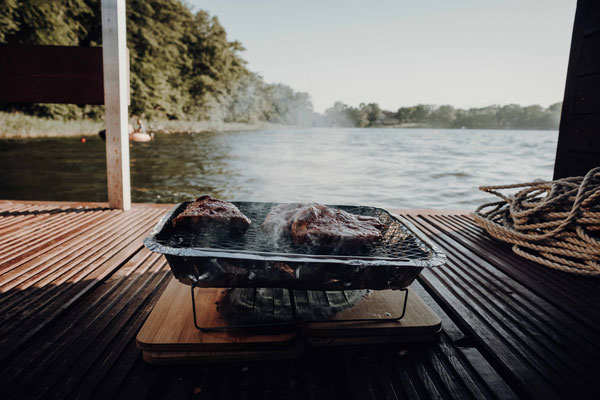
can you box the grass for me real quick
[0,112,282,139]
[0,112,103,138]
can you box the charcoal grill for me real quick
[144,201,446,330]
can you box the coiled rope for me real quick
[472,166,600,276]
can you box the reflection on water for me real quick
[0,128,558,209]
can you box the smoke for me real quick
[200,73,317,126]
[261,203,384,254]
[261,203,305,247]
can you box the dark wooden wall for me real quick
[554,0,600,179]
[0,45,104,105]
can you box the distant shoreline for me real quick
[0,112,557,139]
[0,113,283,139]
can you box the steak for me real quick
[172,195,251,233]
[262,203,384,251]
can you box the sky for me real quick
[191,0,576,113]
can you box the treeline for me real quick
[0,0,314,124]
[321,102,562,130]
[317,102,384,127]
[0,1,561,130]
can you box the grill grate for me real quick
[153,202,434,262]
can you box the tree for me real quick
[0,0,313,124]
[364,103,383,126]
[0,0,20,42]
[430,105,455,127]
[324,102,354,127]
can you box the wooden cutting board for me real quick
[142,342,305,365]
[301,288,441,346]
[137,277,441,363]
[136,278,298,352]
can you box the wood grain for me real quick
[302,288,441,340]
[101,0,131,210]
[406,213,600,399]
[136,278,298,352]
[142,341,305,365]
[137,277,441,358]
[2,201,599,399]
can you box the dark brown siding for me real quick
[0,45,104,105]
[554,0,600,178]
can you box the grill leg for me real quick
[191,285,409,331]
[191,284,202,331]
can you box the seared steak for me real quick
[172,195,251,233]
[262,203,384,251]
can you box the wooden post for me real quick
[101,0,131,210]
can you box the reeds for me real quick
[0,112,288,139]
[0,112,103,138]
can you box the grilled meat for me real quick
[262,203,384,251]
[172,195,251,233]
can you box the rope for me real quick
[471,166,600,276]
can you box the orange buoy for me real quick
[81,137,87,143]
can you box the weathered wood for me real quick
[440,214,600,327]
[1,201,599,399]
[4,253,169,400]
[0,45,104,104]
[424,213,596,323]
[101,0,131,210]
[304,288,441,345]
[142,344,306,365]
[554,0,600,178]
[0,199,169,209]
[0,208,165,364]
[406,213,600,399]
[138,281,440,360]
[136,278,298,353]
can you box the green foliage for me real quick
[0,111,103,138]
[0,0,313,123]
[0,1,561,130]
[2,0,93,45]
[321,102,384,127]
[394,103,561,130]
[0,0,19,42]
[396,104,432,124]
[322,102,354,127]
[320,102,561,130]
[262,84,314,125]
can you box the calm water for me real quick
[0,128,557,210]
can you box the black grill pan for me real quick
[144,201,446,290]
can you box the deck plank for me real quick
[0,200,599,399]
[438,214,600,322]
[0,209,150,291]
[406,213,600,399]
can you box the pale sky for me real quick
[191,0,576,112]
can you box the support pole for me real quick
[101,0,131,210]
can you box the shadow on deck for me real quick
[0,200,599,399]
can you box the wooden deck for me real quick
[1,200,599,399]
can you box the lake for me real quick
[0,128,558,210]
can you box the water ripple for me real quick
[0,128,558,210]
